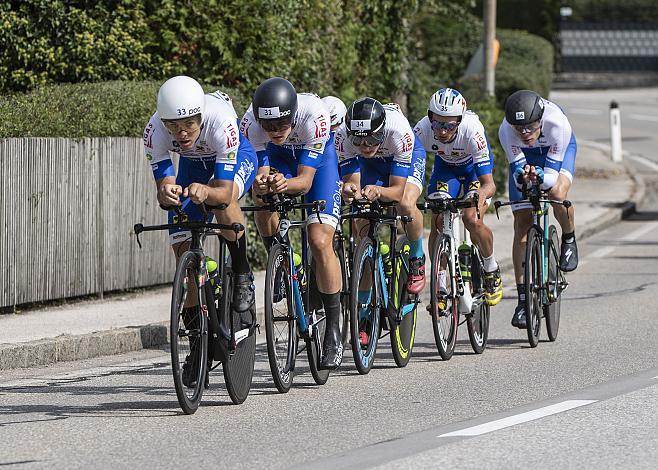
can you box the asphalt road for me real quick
[1,89,657,469]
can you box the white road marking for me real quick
[438,400,597,437]
[569,108,602,116]
[628,113,658,123]
[583,221,658,265]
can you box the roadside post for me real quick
[610,101,622,162]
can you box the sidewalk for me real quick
[0,142,645,370]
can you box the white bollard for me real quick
[609,101,622,162]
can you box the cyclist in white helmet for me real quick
[414,87,503,307]
[322,95,347,132]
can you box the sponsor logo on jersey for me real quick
[313,142,323,150]
[475,133,487,151]
[468,181,480,190]
[451,151,461,157]
[401,132,414,153]
[145,153,153,161]
[224,164,234,171]
[314,116,328,139]
[437,181,449,192]
[227,151,236,161]
[308,151,319,159]
[143,123,154,148]
[432,145,439,150]
[225,125,239,150]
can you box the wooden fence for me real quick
[0,138,179,308]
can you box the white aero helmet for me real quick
[428,87,466,118]
[157,76,205,121]
[322,95,347,127]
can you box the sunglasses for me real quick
[430,120,460,132]
[513,121,541,135]
[348,132,385,147]
[162,118,201,133]
[260,117,293,133]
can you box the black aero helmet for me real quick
[252,77,297,126]
[346,97,386,143]
[504,90,545,125]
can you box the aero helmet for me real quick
[504,90,545,125]
[157,76,205,121]
[322,95,347,127]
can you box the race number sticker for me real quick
[350,119,371,131]
[258,107,291,118]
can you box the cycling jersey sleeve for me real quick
[470,124,494,177]
[389,128,414,178]
[540,117,572,190]
[239,108,269,152]
[499,122,527,187]
[206,118,241,181]
[143,119,174,180]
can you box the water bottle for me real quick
[293,252,307,290]
[457,242,471,283]
[205,256,221,300]
[380,242,392,277]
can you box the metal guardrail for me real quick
[0,137,190,308]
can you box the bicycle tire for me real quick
[466,245,490,354]
[221,266,257,405]
[350,237,381,375]
[335,234,350,347]
[525,227,542,347]
[170,251,208,415]
[430,237,458,360]
[544,225,561,342]
[389,236,417,368]
[264,243,297,393]
[307,308,330,385]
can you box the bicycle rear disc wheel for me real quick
[170,251,208,415]
[430,238,458,360]
[467,246,490,354]
[544,225,561,342]
[525,227,542,348]
[221,269,257,405]
[390,236,417,368]
[307,308,330,385]
[265,243,297,393]
[350,238,381,375]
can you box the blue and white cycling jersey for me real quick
[240,93,340,226]
[143,90,257,243]
[337,103,426,191]
[414,111,493,199]
[499,99,577,189]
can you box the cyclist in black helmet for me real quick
[499,89,578,329]
[338,98,427,295]
[240,77,344,370]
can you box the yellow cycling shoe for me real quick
[483,268,503,306]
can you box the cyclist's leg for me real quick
[212,142,258,313]
[509,164,534,327]
[401,138,427,294]
[550,135,578,271]
[305,156,343,368]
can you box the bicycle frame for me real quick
[344,202,416,325]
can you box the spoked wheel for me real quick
[389,236,417,368]
[350,238,381,375]
[544,225,561,342]
[221,268,257,405]
[430,238,458,360]
[467,246,490,354]
[170,251,208,415]
[264,243,297,393]
[525,227,543,347]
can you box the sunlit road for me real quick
[1,90,657,469]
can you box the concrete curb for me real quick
[0,145,648,371]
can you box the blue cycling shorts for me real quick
[266,134,341,227]
[427,159,482,199]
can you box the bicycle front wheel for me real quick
[430,237,458,360]
[350,238,381,375]
[467,245,490,354]
[389,236,417,368]
[221,267,257,405]
[544,225,561,342]
[264,243,297,393]
[170,251,208,415]
[525,227,543,347]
